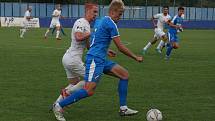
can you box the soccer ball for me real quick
[146,109,162,121]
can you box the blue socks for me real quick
[59,89,88,108]
[118,79,128,106]
[59,79,129,108]
[166,43,173,57]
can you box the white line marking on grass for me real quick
[32,46,66,50]
[121,41,131,45]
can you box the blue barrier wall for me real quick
[1,2,215,21]
[39,18,215,29]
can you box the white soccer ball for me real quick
[146,109,162,121]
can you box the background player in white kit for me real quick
[142,6,171,54]
[44,4,63,40]
[54,3,98,104]
[20,6,32,38]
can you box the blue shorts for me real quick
[84,55,116,83]
[168,32,179,42]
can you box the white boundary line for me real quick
[3,41,131,50]
[121,41,131,45]
[31,45,66,50]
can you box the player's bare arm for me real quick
[26,16,32,21]
[75,32,90,41]
[113,36,143,62]
[107,49,117,57]
[52,14,59,17]
[167,20,180,29]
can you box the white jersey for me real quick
[51,9,61,23]
[66,18,90,58]
[62,18,90,79]
[24,10,31,20]
[153,13,171,30]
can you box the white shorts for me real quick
[49,21,61,28]
[62,53,85,79]
[21,20,29,28]
[154,28,166,39]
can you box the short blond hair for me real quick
[109,0,125,13]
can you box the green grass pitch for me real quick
[0,27,215,121]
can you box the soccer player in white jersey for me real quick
[53,3,98,107]
[20,6,32,38]
[52,1,143,120]
[142,6,171,54]
[44,4,63,40]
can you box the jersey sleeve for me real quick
[153,13,160,19]
[109,20,120,38]
[52,10,59,16]
[25,11,30,17]
[171,15,177,24]
[74,20,90,33]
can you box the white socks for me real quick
[157,40,165,50]
[66,81,85,94]
[55,81,85,103]
[120,105,128,110]
[45,29,50,37]
[56,30,60,38]
[55,84,75,103]
[143,42,151,50]
[20,28,26,38]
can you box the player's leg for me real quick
[166,32,178,59]
[143,36,158,54]
[55,54,86,103]
[52,26,66,36]
[53,56,104,119]
[52,27,56,35]
[104,61,138,116]
[44,28,51,38]
[45,22,54,38]
[56,23,61,40]
[60,26,66,36]
[55,77,83,103]
[156,40,164,53]
[20,21,27,38]
[57,57,103,107]
[172,42,179,49]
[156,30,167,54]
[62,54,87,95]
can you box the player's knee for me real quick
[87,90,95,96]
[173,45,179,49]
[121,70,129,80]
[162,36,168,41]
[151,40,157,44]
[69,78,80,85]
[83,88,95,96]
[56,26,61,30]
[83,82,96,96]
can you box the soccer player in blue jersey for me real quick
[166,7,185,59]
[52,1,143,120]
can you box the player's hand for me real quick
[85,32,91,38]
[108,49,117,57]
[61,16,65,19]
[135,56,143,62]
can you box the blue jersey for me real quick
[90,18,101,44]
[168,15,184,34]
[87,16,120,60]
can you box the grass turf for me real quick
[0,28,214,121]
